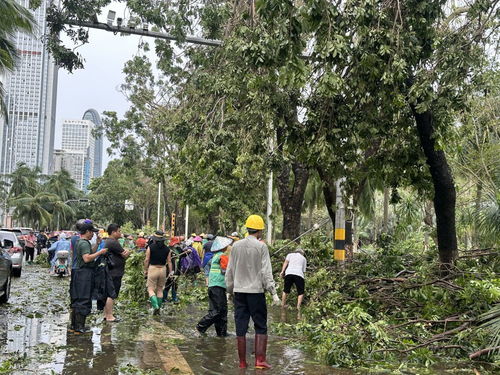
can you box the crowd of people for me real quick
[29,214,307,370]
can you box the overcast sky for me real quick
[54,3,155,170]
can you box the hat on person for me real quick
[200,233,207,238]
[211,236,233,252]
[139,232,145,237]
[207,234,214,240]
[152,230,166,241]
[193,236,202,242]
[59,232,68,240]
[169,236,181,246]
[231,232,239,237]
[191,233,196,237]
[185,239,193,246]
[79,222,99,234]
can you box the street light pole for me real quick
[156,182,161,230]
[64,20,223,47]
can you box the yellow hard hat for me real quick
[245,215,265,230]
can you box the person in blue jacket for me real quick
[48,232,71,273]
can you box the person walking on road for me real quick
[279,248,307,310]
[144,230,173,313]
[196,236,232,337]
[226,214,280,369]
[103,224,130,322]
[24,231,36,263]
[70,222,107,333]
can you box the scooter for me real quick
[54,250,69,277]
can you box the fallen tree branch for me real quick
[469,346,500,359]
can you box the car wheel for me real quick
[12,267,21,278]
[0,270,11,303]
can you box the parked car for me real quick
[0,243,12,303]
[0,231,23,277]
[0,228,25,249]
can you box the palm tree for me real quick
[7,163,43,198]
[44,169,80,202]
[10,192,55,228]
[0,0,33,115]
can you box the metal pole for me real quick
[334,178,346,262]
[64,20,223,47]
[156,182,161,229]
[184,205,189,239]
[266,171,273,244]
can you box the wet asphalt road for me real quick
[1,264,488,375]
[0,263,342,375]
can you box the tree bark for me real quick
[316,167,336,227]
[276,162,309,240]
[412,107,458,267]
[383,187,390,233]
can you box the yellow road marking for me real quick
[140,320,193,374]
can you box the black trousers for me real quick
[197,286,228,336]
[70,267,95,316]
[25,247,35,262]
[234,292,267,336]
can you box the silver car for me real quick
[0,244,12,303]
[0,231,23,277]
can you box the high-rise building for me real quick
[0,0,59,175]
[58,119,95,192]
[82,109,103,178]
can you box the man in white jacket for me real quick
[226,214,280,369]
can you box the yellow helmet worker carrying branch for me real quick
[245,215,265,230]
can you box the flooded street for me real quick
[0,264,492,374]
[0,264,341,374]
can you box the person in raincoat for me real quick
[180,239,202,278]
[192,236,204,260]
[48,232,71,273]
[196,236,232,336]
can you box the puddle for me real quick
[0,265,495,374]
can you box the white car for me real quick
[0,231,23,277]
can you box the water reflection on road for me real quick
[0,265,488,374]
[0,265,339,375]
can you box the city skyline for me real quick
[0,0,59,176]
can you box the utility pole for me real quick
[184,205,189,239]
[334,178,346,262]
[156,182,161,230]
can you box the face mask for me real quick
[90,233,97,246]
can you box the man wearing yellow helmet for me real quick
[226,214,280,370]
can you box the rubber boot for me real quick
[68,309,75,332]
[237,336,247,369]
[74,313,90,334]
[157,296,164,309]
[149,295,159,310]
[254,334,271,369]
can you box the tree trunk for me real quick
[207,211,219,234]
[276,162,309,240]
[473,181,483,247]
[383,187,389,233]
[316,167,336,227]
[412,107,458,268]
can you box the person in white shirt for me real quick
[279,248,307,309]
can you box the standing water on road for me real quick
[0,264,342,374]
[0,265,490,374]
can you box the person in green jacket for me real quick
[196,236,232,337]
